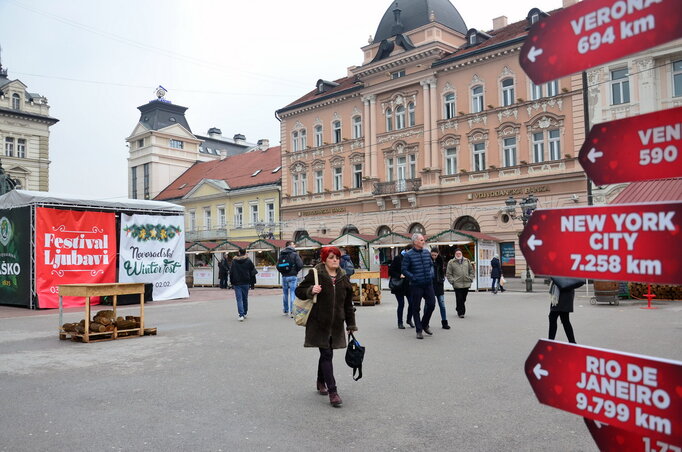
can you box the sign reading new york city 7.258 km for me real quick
[519,202,681,285]
[520,0,682,84]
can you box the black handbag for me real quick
[345,332,365,381]
[388,277,404,293]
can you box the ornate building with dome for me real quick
[276,0,588,277]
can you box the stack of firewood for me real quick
[62,310,141,336]
[628,283,682,301]
[362,283,381,304]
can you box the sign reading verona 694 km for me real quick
[519,0,682,84]
[525,340,682,447]
[519,202,681,285]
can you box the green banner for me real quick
[0,207,31,307]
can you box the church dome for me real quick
[373,0,467,43]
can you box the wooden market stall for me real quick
[294,235,333,268]
[185,241,220,286]
[426,230,501,292]
[367,232,412,288]
[247,239,289,287]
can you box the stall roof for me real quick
[368,232,412,248]
[185,241,221,253]
[611,178,682,204]
[213,240,251,252]
[331,233,377,246]
[427,229,501,245]
[295,235,334,250]
[0,189,183,213]
[247,239,289,251]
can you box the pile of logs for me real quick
[351,283,381,305]
[62,310,142,337]
[628,283,682,301]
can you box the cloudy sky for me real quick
[0,0,562,199]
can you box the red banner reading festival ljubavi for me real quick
[35,208,117,308]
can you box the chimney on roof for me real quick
[257,139,270,150]
[492,16,508,30]
[233,133,246,145]
[562,0,580,7]
[208,127,222,137]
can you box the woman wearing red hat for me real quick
[296,245,358,407]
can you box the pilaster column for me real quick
[368,95,378,179]
[420,80,432,169]
[634,57,656,114]
[363,96,372,177]
[429,79,439,171]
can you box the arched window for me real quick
[292,131,299,152]
[501,78,515,107]
[376,225,392,236]
[352,116,362,139]
[453,216,480,232]
[341,224,359,235]
[11,93,20,110]
[408,223,425,236]
[395,105,406,130]
[293,230,309,242]
[314,125,323,147]
[332,120,342,143]
[444,93,455,119]
[385,108,393,132]
[407,102,415,127]
[472,85,484,113]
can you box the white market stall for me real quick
[247,239,288,287]
[367,232,412,288]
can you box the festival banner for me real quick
[119,214,188,300]
[35,207,117,308]
[0,207,31,307]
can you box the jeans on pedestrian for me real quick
[454,288,469,316]
[395,293,412,326]
[436,294,447,320]
[234,284,250,317]
[282,275,298,313]
[491,277,499,293]
[409,284,436,332]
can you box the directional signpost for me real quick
[525,340,682,447]
[579,106,682,185]
[519,202,681,285]
[519,0,682,84]
[583,418,682,452]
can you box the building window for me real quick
[397,156,407,181]
[502,78,515,107]
[386,158,394,182]
[314,170,323,193]
[11,93,20,110]
[546,80,559,97]
[503,137,517,167]
[473,143,486,172]
[143,163,150,199]
[352,116,362,138]
[266,203,275,224]
[395,105,406,130]
[408,102,416,127]
[292,174,300,196]
[17,139,26,158]
[137,138,144,148]
[5,137,14,157]
[391,70,406,79]
[204,208,212,230]
[409,154,416,178]
[673,60,682,97]
[353,164,363,188]
[131,166,138,199]
[292,131,299,152]
[169,139,184,149]
[188,211,196,231]
[444,93,455,119]
[250,204,259,226]
[299,129,307,149]
[301,174,307,194]
[469,34,476,46]
[333,167,343,191]
[385,108,393,132]
[217,206,226,228]
[234,206,243,228]
[332,121,341,143]
[314,125,323,147]
[472,85,484,113]
[531,82,543,100]
[445,148,457,175]
[549,129,561,160]
[533,132,545,162]
[611,68,630,105]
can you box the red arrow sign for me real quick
[520,0,682,84]
[583,418,682,452]
[525,340,682,444]
[579,107,682,185]
[519,202,682,285]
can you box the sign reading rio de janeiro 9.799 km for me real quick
[519,0,682,84]
[525,340,682,448]
[519,202,681,285]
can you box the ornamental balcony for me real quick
[372,178,421,195]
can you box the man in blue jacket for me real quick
[401,233,436,339]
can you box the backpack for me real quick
[276,252,296,274]
[345,332,365,381]
[341,256,355,277]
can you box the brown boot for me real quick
[316,380,328,395]
[329,392,342,407]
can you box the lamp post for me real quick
[504,194,538,292]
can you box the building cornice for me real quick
[352,46,448,79]
[433,37,526,70]
[0,106,59,125]
[277,86,364,117]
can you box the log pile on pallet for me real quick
[628,283,682,301]
[351,283,381,305]
[60,310,156,342]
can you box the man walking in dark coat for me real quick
[401,233,436,339]
[218,253,230,289]
[229,248,258,321]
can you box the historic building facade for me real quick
[0,63,58,190]
[276,0,587,276]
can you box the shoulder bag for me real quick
[293,268,318,326]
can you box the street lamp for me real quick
[504,194,539,292]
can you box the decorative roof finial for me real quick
[430,10,436,22]
[392,2,404,35]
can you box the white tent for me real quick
[0,190,183,213]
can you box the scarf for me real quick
[549,281,560,306]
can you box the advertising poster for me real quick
[0,207,31,307]
[119,214,188,300]
[35,207,117,308]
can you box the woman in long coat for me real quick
[490,254,505,294]
[296,246,357,407]
[548,277,585,344]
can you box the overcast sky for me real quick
[0,0,562,199]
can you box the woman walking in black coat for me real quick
[296,246,357,407]
[388,245,413,329]
[490,254,505,294]
[548,277,585,343]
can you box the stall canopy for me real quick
[426,229,501,246]
[247,239,289,252]
[294,235,333,250]
[368,232,412,249]
[330,233,377,247]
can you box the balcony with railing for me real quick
[372,178,421,195]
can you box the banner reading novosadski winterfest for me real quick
[0,207,31,307]
[119,214,188,300]
[36,207,117,308]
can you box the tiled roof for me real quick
[278,77,360,113]
[611,178,682,204]
[155,146,281,201]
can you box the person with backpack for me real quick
[229,248,258,321]
[339,247,355,277]
[278,241,304,317]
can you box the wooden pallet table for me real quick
[350,271,381,306]
[58,283,155,343]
